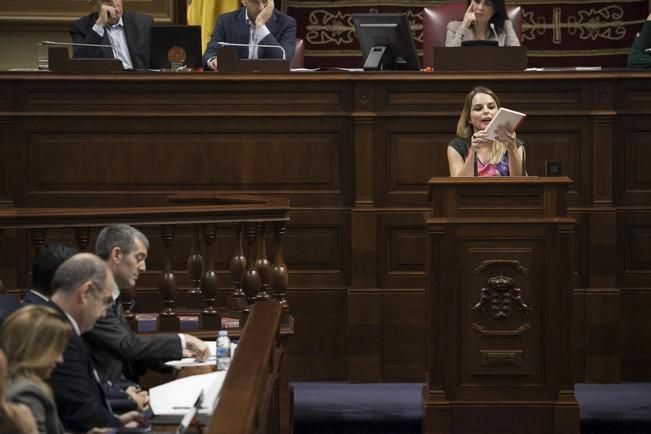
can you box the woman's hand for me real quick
[494,126,517,150]
[461,3,476,29]
[471,130,490,151]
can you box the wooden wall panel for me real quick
[0,0,176,25]
[2,72,651,383]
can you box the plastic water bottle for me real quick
[216,330,231,371]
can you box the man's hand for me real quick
[125,386,149,410]
[96,4,120,27]
[207,57,218,71]
[255,0,275,28]
[117,410,144,428]
[183,334,211,361]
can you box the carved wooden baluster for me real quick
[158,225,178,331]
[29,228,47,292]
[187,224,204,296]
[0,228,4,293]
[74,227,90,251]
[201,223,219,329]
[254,222,272,301]
[242,222,260,304]
[30,228,47,252]
[271,221,290,314]
[227,223,247,311]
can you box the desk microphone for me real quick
[489,23,499,42]
[216,41,286,60]
[40,40,118,58]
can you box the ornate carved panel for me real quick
[462,243,541,381]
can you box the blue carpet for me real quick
[293,382,651,434]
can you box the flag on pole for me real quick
[187,0,241,52]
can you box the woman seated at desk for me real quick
[446,0,520,47]
[447,87,526,177]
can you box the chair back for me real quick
[290,38,305,69]
[422,2,522,68]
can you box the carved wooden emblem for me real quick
[472,275,530,320]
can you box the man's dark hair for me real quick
[32,243,78,296]
[95,224,149,260]
[52,253,108,296]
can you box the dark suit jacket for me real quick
[45,301,121,432]
[70,11,153,69]
[203,7,296,67]
[21,289,50,305]
[84,299,182,383]
[0,293,21,328]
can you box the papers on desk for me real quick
[165,341,216,368]
[149,370,226,416]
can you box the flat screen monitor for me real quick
[151,25,202,69]
[352,13,421,71]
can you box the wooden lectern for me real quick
[432,46,527,71]
[423,177,579,434]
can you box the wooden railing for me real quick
[0,194,291,330]
[209,299,284,434]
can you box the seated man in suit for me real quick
[23,243,78,305]
[627,12,651,68]
[23,243,148,414]
[70,0,153,69]
[203,0,296,70]
[85,224,210,383]
[48,253,143,432]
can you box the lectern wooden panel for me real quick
[424,177,579,434]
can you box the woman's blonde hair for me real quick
[456,86,506,165]
[0,305,70,399]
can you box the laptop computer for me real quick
[151,25,202,69]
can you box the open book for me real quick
[485,107,526,140]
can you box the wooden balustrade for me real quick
[0,195,290,331]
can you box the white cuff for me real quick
[178,333,186,350]
[92,23,105,37]
[253,25,271,44]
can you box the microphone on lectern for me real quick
[40,40,119,60]
[216,41,286,60]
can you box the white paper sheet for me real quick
[149,370,226,416]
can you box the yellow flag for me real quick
[187,0,241,52]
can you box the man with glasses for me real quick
[47,253,144,432]
[70,0,153,69]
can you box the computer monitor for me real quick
[352,13,421,71]
[151,25,202,69]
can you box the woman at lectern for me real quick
[447,87,526,177]
[445,0,520,47]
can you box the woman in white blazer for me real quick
[446,0,520,47]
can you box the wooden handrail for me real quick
[208,300,283,434]
[0,194,291,328]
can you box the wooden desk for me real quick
[0,70,650,383]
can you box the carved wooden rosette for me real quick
[472,274,531,320]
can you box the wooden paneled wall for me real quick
[0,71,650,383]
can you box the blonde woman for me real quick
[447,86,526,177]
[1,305,70,434]
[0,349,38,434]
